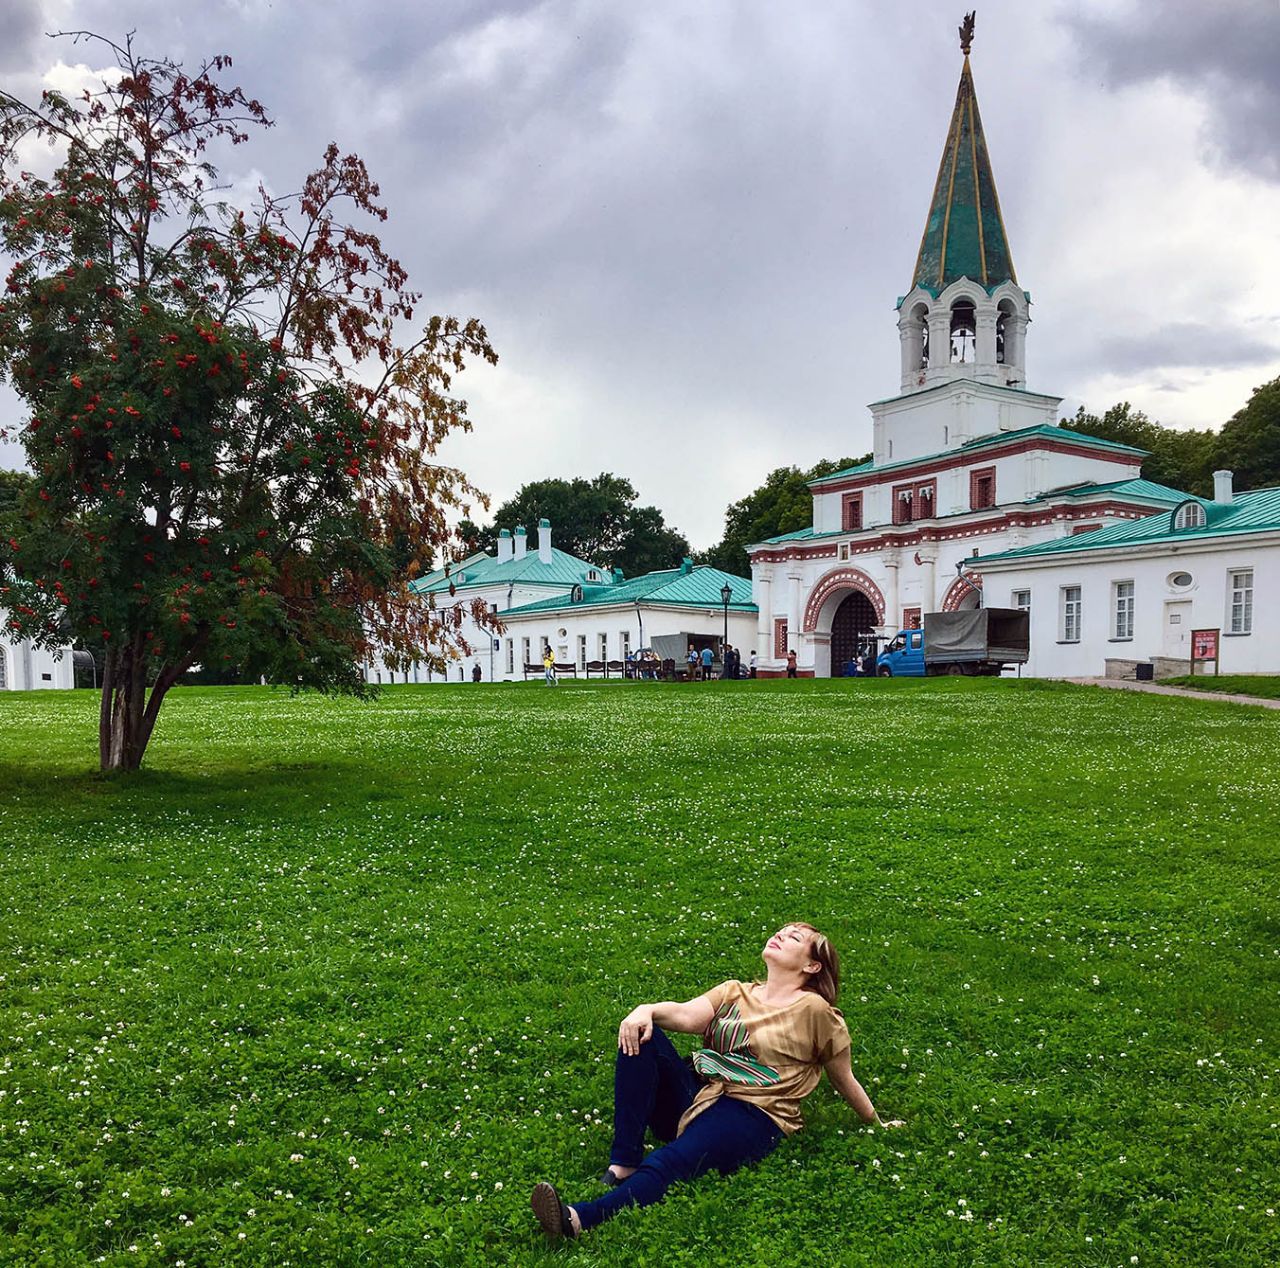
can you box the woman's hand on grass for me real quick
[874,1116,906,1129]
[618,1006,655,1055]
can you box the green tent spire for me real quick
[910,30,1017,295]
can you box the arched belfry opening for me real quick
[949,299,976,364]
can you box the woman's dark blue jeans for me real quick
[573,1026,782,1231]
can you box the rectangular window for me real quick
[521,636,531,667]
[893,484,914,525]
[1060,586,1082,642]
[902,607,922,629]
[841,492,863,532]
[838,543,850,561]
[970,466,996,510]
[773,618,788,658]
[577,634,587,669]
[1011,588,1031,612]
[598,632,608,660]
[914,480,936,518]
[1229,569,1254,634]
[1112,580,1134,640]
[621,630,631,659]
[505,639,514,674]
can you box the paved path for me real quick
[1062,677,1280,709]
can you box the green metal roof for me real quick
[810,425,1147,488]
[503,563,755,617]
[410,546,611,596]
[1028,477,1190,505]
[975,487,1280,564]
[910,54,1016,295]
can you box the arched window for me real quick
[950,300,976,364]
[1172,502,1206,531]
[996,299,1016,365]
[913,303,930,369]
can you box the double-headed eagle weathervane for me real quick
[959,11,976,55]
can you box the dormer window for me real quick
[587,569,599,581]
[571,584,583,602]
[1172,502,1206,531]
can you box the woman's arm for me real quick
[618,993,718,1055]
[824,1052,905,1128]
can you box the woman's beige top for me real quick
[677,979,851,1136]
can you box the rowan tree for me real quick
[0,33,497,770]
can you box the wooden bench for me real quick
[585,660,607,678]
[554,662,578,679]
[523,662,544,680]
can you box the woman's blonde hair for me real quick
[791,922,840,1005]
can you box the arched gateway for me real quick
[830,591,878,675]
[801,567,887,677]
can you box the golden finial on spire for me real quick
[959,11,975,56]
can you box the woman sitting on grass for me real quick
[531,922,904,1241]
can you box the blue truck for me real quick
[875,608,1030,677]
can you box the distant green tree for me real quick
[1214,376,1280,491]
[0,468,32,542]
[700,456,867,576]
[1061,403,1217,496]
[477,473,689,575]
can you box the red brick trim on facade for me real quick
[748,500,1156,564]
[969,466,996,510]
[801,567,887,631]
[811,437,1139,497]
[940,574,983,612]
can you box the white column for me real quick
[918,553,937,613]
[1007,314,1028,386]
[882,561,900,632]
[755,572,772,659]
[787,572,802,651]
[926,311,951,384]
[975,307,998,383]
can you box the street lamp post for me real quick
[720,582,732,675]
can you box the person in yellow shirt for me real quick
[531,922,904,1240]
[542,646,557,687]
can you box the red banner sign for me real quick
[1191,629,1219,661]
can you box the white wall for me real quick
[0,634,75,690]
[493,605,759,681]
[982,539,1278,677]
[869,379,1061,467]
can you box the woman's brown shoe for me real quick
[531,1181,578,1241]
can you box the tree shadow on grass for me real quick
[0,758,409,825]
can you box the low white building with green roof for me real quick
[362,519,615,683]
[973,471,1277,677]
[495,560,756,680]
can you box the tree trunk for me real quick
[98,632,207,773]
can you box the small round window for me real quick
[1168,571,1193,589]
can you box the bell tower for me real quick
[896,12,1029,395]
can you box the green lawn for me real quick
[1159,674,1280,701]
[1,679,1277,1266]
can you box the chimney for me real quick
[1213,469,1234,505]
[496,528,513,562]
[537,518,553,564]
[513,524,527,560]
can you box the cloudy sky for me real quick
[3,0,1279,548]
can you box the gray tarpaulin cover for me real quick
[924,609,1029,663]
